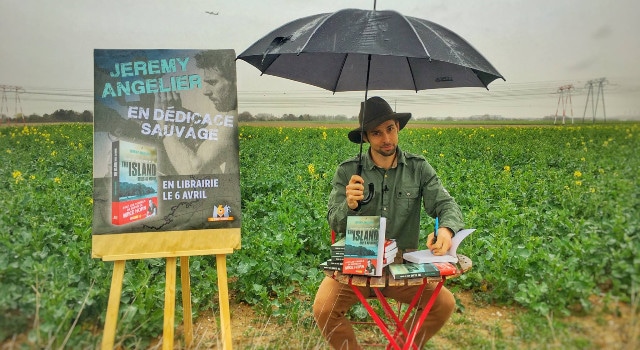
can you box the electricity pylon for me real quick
[582,78,607,123]
[0,85,25,123]
[554,84,574,124]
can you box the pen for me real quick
[432,217,439,244]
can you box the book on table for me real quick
[403,228,476,264]
[319,238,344,271]
[342,216,387,276]
[432,262,459,276]
[388,261,459,279]
[388,262,441,279]
[321,238,396,272]
[320,233,397,273]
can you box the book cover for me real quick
[342,216,386,276]
[388,263,441,279]
[403,228,476,263]
[432,262,459,276]
[111,140,158,225]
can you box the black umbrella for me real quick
[237,7,504,205]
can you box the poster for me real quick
[92,49,241,236]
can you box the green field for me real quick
[1,123,638,349]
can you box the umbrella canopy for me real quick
[237,8,504,93]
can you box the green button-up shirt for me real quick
[327,146,464,249]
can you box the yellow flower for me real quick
[504,165,511,172]
[54,177,62,184]
[29,175,36,180]
[51,150,57,157]
[307,163,316,175]
[6,149,11,154]
[322,131,327,140]
[574,171,582,178]
[439,153,444,158]
[580,157,585,162]
[12,170,23,184]
[589,187,596,193]
[575,180,582,186]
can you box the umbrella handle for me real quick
[355,183,374,211]
[356,163,375,209]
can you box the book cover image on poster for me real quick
[92,49,242,235]
[111,140,158,226]
[342,216,386,276]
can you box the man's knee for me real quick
[436,287,456,317]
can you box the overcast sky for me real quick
[1,0,639,120]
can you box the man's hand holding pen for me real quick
[427,227,454,256]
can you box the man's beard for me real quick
[374,145,396,157]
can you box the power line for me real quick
[5,77,640,118]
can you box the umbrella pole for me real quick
[357,54,374,208]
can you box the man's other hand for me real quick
[346,175,365,210]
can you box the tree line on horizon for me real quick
[2,109,631,124]
[1,109,93,124]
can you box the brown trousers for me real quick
[313,276,455,350]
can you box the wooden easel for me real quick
[93,229,241,350]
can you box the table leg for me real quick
[374,280,428,350]
[348,281,401,350]
[403,279,445,350]
[372,288,408,339]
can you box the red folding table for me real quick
[323,255,472,350]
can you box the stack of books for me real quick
[319,238,346,271]
[320,238,398,273]
[382,239,398,266]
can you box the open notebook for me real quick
[403,228,475,263]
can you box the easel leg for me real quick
[216,254,233,350]
[163,257,177,350]
[180,256,193,347]
[101,260,125,350]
